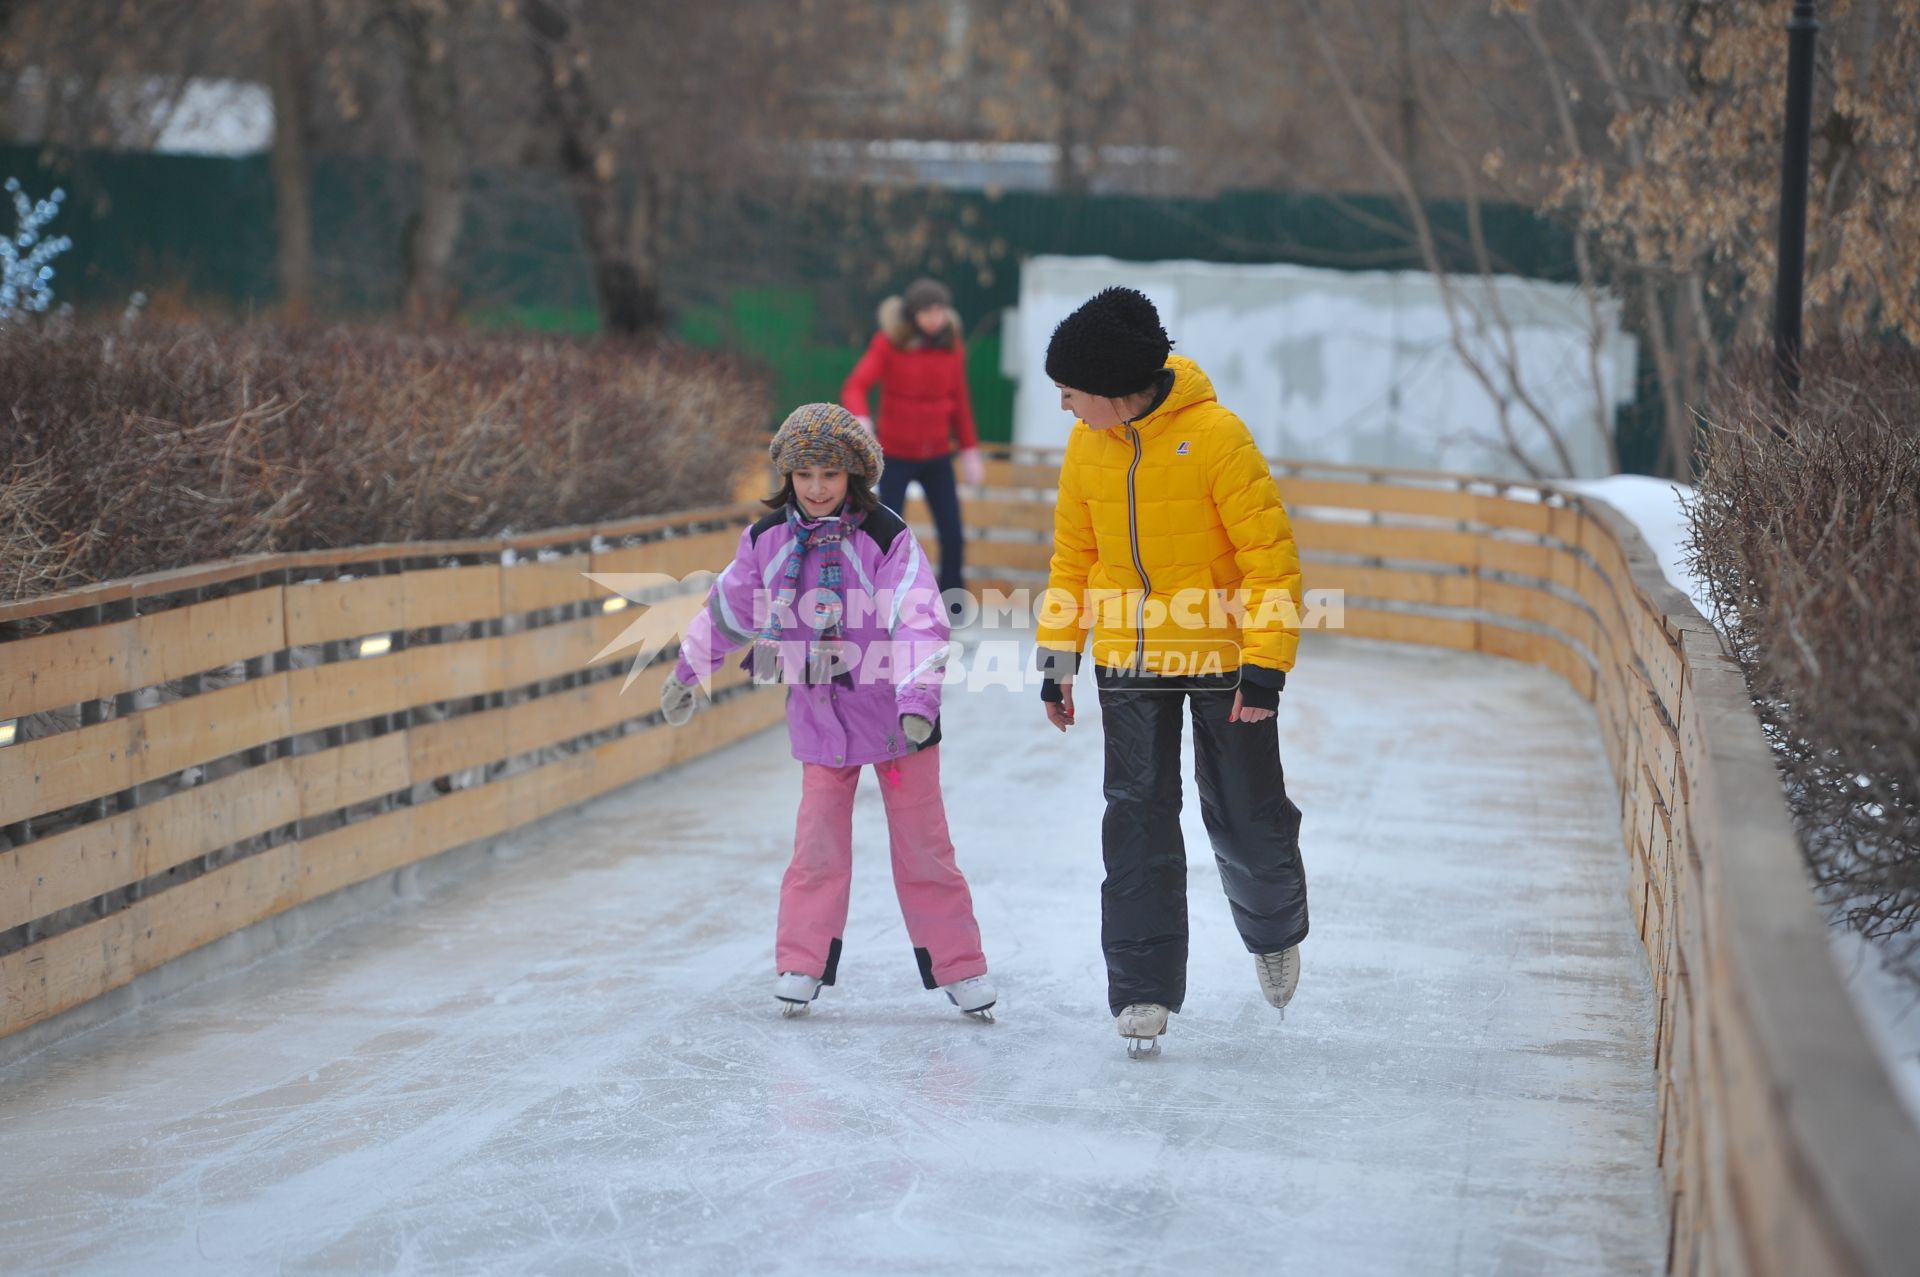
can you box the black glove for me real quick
[1037,647,1081,704]
[1237,666,1286,713]
[1237,681,1280,712]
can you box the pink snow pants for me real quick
[777,745,988,989]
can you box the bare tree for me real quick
[516,0,659,334]
[1293,0,1602,477]
[266,0,319,323]
[388,0,468,325]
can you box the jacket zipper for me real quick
[1124,423,1151,673]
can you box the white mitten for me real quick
[661,672,698,726]
[901,713,934,745]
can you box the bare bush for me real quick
[1689,350,1920,973]
[0,321,767,598]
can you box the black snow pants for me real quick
[879,453,965,611]
[1096,670,1308,1016]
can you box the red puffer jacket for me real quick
[841,297,979,461]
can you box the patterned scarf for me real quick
[753,502,865,686]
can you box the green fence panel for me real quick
[5,144,1605,455]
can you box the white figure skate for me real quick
[775,971,823,1017]
[943,974,997,1022]
[1254,946,1301,1017]
[1116,1003,1169,1059]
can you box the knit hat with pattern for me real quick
[768,402,884,481]
[1044,286,1173,398]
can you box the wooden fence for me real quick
[915,451,1920,1277]
[5,450,1917,1274]
[0,501,784,1042]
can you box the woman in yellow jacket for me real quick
[1035,286,1308,1058]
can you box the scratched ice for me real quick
[0,640,1664,1276]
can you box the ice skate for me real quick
[1254,946,1301,1016]
[1116,1003,1168,1059]
[775,971,823,1017]
[942,974,997,1022]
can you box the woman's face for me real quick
[913,306,947,337]
[1056,383,1132,430]
[792,467,849,518]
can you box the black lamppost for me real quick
[1773,0,1821,396]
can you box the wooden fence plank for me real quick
[0,909,136,1035]
[1473,536,1561,582]
[1476,622,1596,699]
[134,759,300,885]
[411,779,514,864]
[406,705,511,787]
[130,588,288,689]
[409,635,510,708]
[403,564,503,630]
[0,716,138,826]
[292,733,412,819]
[957,539,1057,574]
[2,589,286,720]
[498,615,625,691]
[1473,493,1556,536]
[297,806,419,902]
[1276,478,1472,521]
[907,496,1059,535]
[286,655,411,737]
[1476,619,1556,668]
[500,554,597,614]
[0,625,133,721]
[284,577,406,648]
[979,459,1063,490]
[0,805,135,933]
[1334,608,1477,650]
[630,528,749,582]
[132,675,293,788]
[1294,521,1482,569]
[1473,578,1599,652]
[1303,564,1478,609]
[131,844,302,974]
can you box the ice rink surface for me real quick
[0,639,1664,1276]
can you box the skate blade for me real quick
[964,1007,996,1023]
[778,1000,812,1018]
[1125,1036,1162,1059]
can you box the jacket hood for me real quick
[879,295,963,349]
[1089,355,1216,434]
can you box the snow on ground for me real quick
[1565,477,1920,1126]
[0,640,1664,1276]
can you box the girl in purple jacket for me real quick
[660,403,995,1021]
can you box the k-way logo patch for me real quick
[1175,440,1191,455]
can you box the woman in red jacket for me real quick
[842,278,984,618]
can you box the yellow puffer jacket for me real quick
[1037,356,1303,680]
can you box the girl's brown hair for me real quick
[763,471,883,516]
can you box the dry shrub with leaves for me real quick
[1689,349,1920,972]
[0,322,769,600]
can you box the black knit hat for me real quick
[1044,286,1173,397]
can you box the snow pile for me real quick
[1009,255,1637,480]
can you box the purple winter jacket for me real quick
[673,502,951,768]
